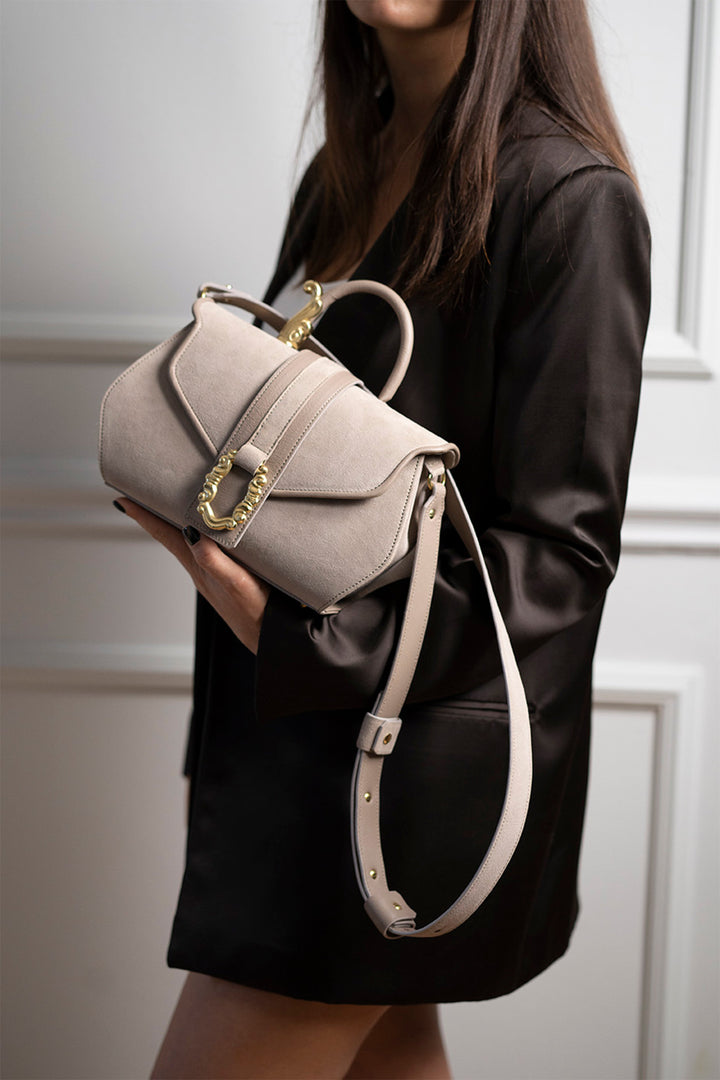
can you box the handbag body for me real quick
[99,278,533,938]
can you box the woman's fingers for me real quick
[183,530,271,620]
[115,498,194,570]
[180,528,271,653]
[116,498,259,593]
[114,498,270,653]
[181,526,237,585]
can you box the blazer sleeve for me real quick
[253,165,652,722]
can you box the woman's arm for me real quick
[253,165,651,721]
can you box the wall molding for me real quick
[641,330,712,380]
[0,326,715,380]
[630,0,718,379]
[1,0,717,382]
[3,459,718,553]
[621,474,720,554]
[594,662,706,1080]
[660,0,717,380]
[1,333,172,364]
[1,647,707,1080]
[0,642,193,691]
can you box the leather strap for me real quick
[198,280,414,403]
[314,280,414,402]
[197,283,302,336]
[351,471,533,938]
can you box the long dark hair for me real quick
[296,0,637,306]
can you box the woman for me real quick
[118,1,651,1076]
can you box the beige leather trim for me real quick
[271,443,459,498]
[350,471,533,939]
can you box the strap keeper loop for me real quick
[357,713,402,755]
[364,891,417,937]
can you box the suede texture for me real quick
[100,293,457,612]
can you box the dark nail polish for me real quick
[183,526,201,546]
[112,500,126,514]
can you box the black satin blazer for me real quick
[170,103,651,1004]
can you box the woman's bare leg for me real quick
[150,973,390,1080]
[343,1003,452,1080]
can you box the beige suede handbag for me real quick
[98,278,532,938]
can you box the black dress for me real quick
[166,102,651,1004]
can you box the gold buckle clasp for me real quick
[196,453,269,531]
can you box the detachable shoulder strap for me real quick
[199,281,532,938]
[351,466,533,938]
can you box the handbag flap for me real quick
[169,298,300,453]
[269,385,459,498]
[170,298,460,500]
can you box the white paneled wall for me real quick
[1,2,718,1078]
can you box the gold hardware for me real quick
[382,733,392,745]
[428,508,436,519]
[426,469,447,491]
[393,903,401,910]
[196,455,269,531]
[364,792,372,802]
[277,280,323,349]
[199,284,233,299]
[369,869,377,879]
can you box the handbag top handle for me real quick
[197,279,414,403]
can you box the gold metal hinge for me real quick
[277,279,323,349]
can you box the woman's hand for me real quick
[115,499,270,654]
